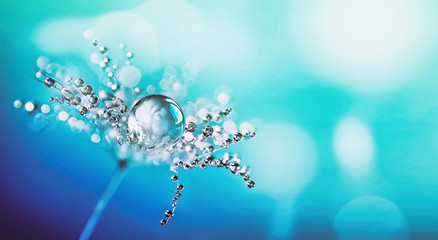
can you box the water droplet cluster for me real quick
[15,36,257,226]
[159,116,256,224]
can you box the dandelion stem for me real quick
[79,166,128,240]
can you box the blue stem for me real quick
[79,167,128,240]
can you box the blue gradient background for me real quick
[1,0,438,239]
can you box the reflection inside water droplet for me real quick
[127,95,185,151]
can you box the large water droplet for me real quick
[127,95,185,151]
[61,86,77,101]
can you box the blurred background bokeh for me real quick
[1,0,438,239]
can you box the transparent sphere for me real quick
[127,95,185,151]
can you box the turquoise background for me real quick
[1,0,438,239]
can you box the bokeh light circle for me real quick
[334,196,408,240]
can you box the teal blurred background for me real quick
[1,0,438,239]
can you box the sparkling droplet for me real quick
[233,132,243,142]
[89,94,98,104]
[79,106,88,116]
[72,96,82,106]
[210,160,217,167]
[223,138,233,148]
[183,164,190,170]
[119,104,128,115]
[185,122,197,132]
[223,108,232,115]
[239,165,249,176]
[202,114,212,122]
[81,85,93,95]
[243,130,250,137]
[247,180,255,188]
[160,219,167,226]
[205,155,214,163]
[189,161,197,168]
[61,86,77,101]
[232,154,241,164]
[206,145,214,153]
[171,175,178,182]
[74,78,84,87]
[99,46,107,53]
[109,114,121,124]
[229,162,241,174]
[215,160,223,168]
[177,184,184,190]
[43,77,56,88]
[112,98,123,107]
[202,126,214,137]
[165,210,174,218]
[116,134,125,145]
[177,161,184,167]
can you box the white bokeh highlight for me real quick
[247,123,317,195]
[334,117,375,178]
[134,0,204,65]
[244,123,317,239]
[334,196,409,240]
[118,66,141,88]
[32,0,255,76]
[290,0,437,94]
